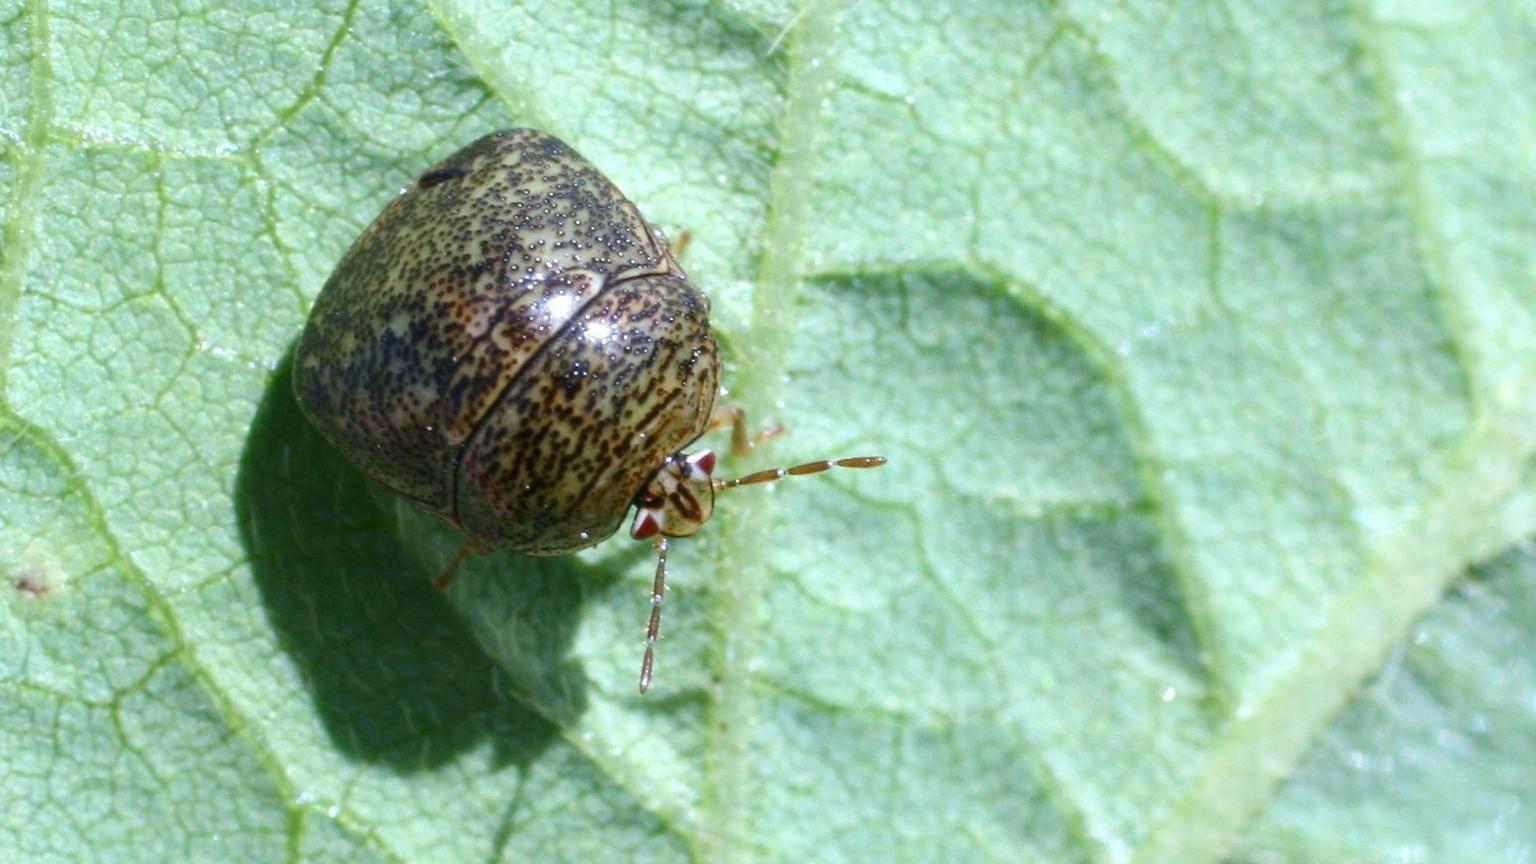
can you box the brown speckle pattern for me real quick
[294,130,718,552]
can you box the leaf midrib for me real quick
[694,1,845,860]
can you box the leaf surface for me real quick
[2,1,1534,862]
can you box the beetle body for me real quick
[294,129,885,691]
[294,129,719,554]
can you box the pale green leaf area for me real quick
[1,0,1533,861]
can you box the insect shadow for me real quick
[236,348,596,772]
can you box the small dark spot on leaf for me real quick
[11,567,50,598]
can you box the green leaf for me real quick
[3,1,1534,862]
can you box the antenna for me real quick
[634,451,886,693]
[638,537,670,694]
[715,456,887,490]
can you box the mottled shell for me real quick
[293,129,720,554]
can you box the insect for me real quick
[293,129,884,692]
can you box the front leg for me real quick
[706,404,786,457]
[433,538,494,591]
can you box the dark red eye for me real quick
[632,512,660,539]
